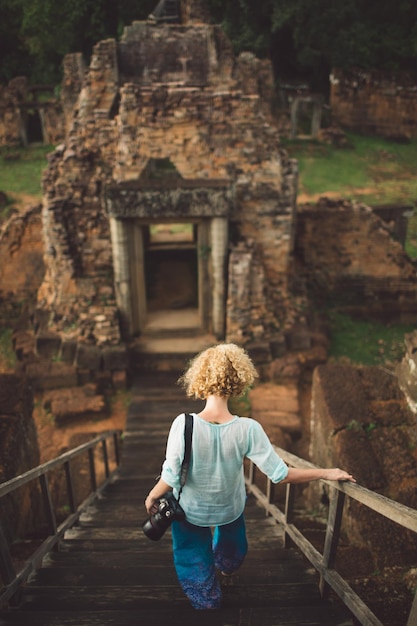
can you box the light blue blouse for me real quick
[160,412,289,527]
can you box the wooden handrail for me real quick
[0,431,121,498]
[0,429,122,607]
[245,444,417,626]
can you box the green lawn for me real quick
[0,145,52,198]
[327,311,414,367]
[283,133,417,206]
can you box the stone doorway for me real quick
[107,182,231,342]
[127,219,213,338]
[143,223,200,333]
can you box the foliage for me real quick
[2,0,417,87]
[327,310,414,366]
[0,145,52,197]
[207,0,417,91]
[0,0,156,84]
[405,210,417,259]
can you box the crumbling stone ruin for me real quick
[35,0,299,378]
[396,330,417,413]
[0,374,41,542]
[0,1,413,393]
[330,67,417,141]
[0,77,64,148]
[309,363,417,572]
[295,197,417,323]
[0,0,413,391]
[0,203,45,326]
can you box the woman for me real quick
[145,343,355,610]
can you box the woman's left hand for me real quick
[325,468,356,482]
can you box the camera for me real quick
[142,491,186,541]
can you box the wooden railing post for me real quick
[319,486,345,598]
[284,483,296,549]
[101,440,109,478]
[64,461,76,513]
[248,461,255,486]
[113,432,120,466]
[39,474,57,536]
[0,523,16,587]
[266,479,275,517]
[88,448,97,492]
[407,590,417,626]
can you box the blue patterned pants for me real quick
[171,514,248,609]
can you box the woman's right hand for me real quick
[145,494,159,515]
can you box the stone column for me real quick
[109,217,132,338]
[210,217,228,339]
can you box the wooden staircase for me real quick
[0,373,354,626]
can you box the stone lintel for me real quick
[105,184,233,219]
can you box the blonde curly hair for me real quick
[179,343,258,399]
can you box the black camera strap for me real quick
[177,412,193,502]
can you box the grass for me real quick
[283,133,417,206]
[0,145,52,199]
[0,329,17,372]
[327,311,414,366]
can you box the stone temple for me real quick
[31,0,417,383]
[36,0,299,372]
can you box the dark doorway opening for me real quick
[26,110,44,144]
[146,247,198,312]
[144,222,200,332]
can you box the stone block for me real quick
[246,341,271,365]
[102,345,127,371]
[0,373,33,418]
[112,370,127,389]
[26,361,78,391]
[36,331,62,359]
[33,309,51,331]
[60,339,77,364]
[93,370,113,392]
[13,330,36,361]
[285,326,312,352]
[75,343,102,370]
[43,384,106,424]
[77,369,93,385]
[270,335,286,359]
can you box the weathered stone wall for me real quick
[0,77,65,148]
[396,330,417,413]
[0,374,41,542]
[0,204,45,325]
[295,197,417,323]
[38,20,299,357]
[0,77,27,147]
[309,363,417,569]
[61,53,86,137]
[330,68,417,140]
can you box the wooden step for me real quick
[0,604,354,626]
[17,581,322,610]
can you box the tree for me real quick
[0,0,31,83]
[16,0,155,83]
[1,0,417,87]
